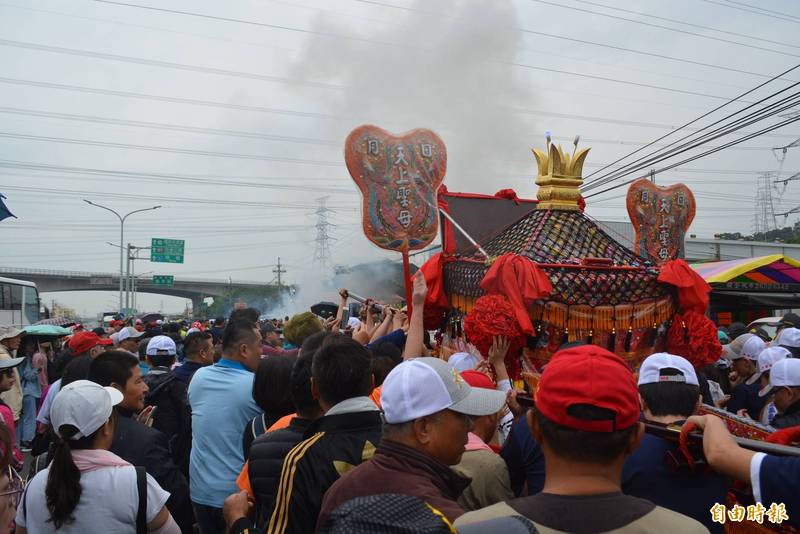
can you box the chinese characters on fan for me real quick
[364,138,435,230]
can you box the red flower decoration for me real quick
[666,310,722,369]
[463,294,526,379]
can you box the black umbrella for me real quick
[310,301,338,319]
[139,313,164,323]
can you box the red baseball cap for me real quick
[461,370,496,390]
[110,320,124,327]
[535,345,640,432]
[68,331,113,355]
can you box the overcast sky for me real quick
[2,0,800,316]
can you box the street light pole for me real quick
[84,200,161,315]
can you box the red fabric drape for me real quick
[494,189,520,204]
[463,294,526,379]
[419,253,450,329]
[480,253,553,335]
[657,259,711,314]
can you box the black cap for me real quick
[780,313,800,328]
[92,327,106,337]
[262,322,277,333]
[727,322,747,339]
[749,326,772,342]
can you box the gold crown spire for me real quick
[533,135,590,211]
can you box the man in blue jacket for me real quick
[623,353,728,533]
[688,413,799,528]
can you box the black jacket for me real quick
[772,401,800,429]
[111,409,194,533]
[248,417,312,526]
[266,409,383,534]
[143,368,192,476]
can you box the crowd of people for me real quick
[0,277,797,533]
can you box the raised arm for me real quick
[335,289,349,324]
[369,308,394,344]
[402,272,428,360]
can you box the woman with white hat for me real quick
[16,380,180,533]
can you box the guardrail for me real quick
[0,267,267,286]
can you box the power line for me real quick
[1,37,751,103]
[584,113,800,199]
[583,88,800,192]
[0,160,344,186]
[0,131,344,166]
[90,0,400,46]
[0,184,358,210]
[5,74,800,140]
[92,0,800,86]
[0,38,342,91]
[0,1,301,55]
[555,0,800,50]
[529,0,800,58]
[0,170,353,196]
[0,107,337,146]
[0,77,339,120]
[724,0,800,21]
[700,0,800,24]
[583,62,800,184]
[506,61,745,101]
[352,0,800,82]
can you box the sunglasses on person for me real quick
[0,369,14,378]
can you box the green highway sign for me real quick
[152,275,174,287]
[151,238,185,263]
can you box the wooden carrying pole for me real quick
[402,250,413,317]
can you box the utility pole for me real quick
[312,196,334,272]
[126,244,152,314]
[272,257,286,288]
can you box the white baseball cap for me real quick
[117,326,144,343]
[778,327,800,357]
[759,358,800,397]
[637,352,699,386]
[347,317,361,329]
[146,335,177,356]
[733,336,766,361]
[448,352,481,372]
[51,380,123,439]
[746,346,790,385]
[722,333,754,360]
[380,357,506,424]
[0,357,24,371]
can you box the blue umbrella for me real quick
[23,324,73,337]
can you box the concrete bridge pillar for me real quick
[190,295,206,318]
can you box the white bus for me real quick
[0,276,40,327]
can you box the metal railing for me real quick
[0,266,266,286]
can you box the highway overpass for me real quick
[0,266,271,311]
